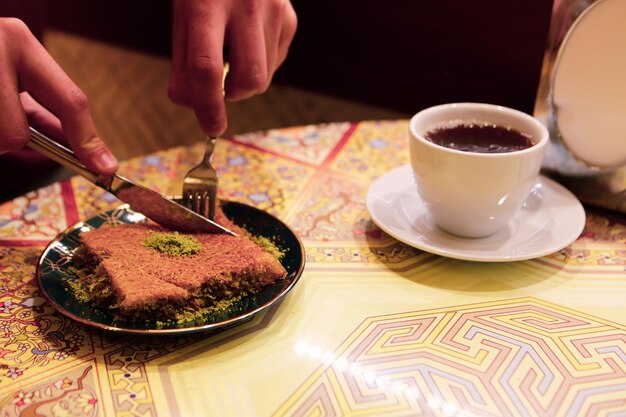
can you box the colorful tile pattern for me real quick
[0,121,624,416]
[231,123,353,165]
[329,120,410,182]
[0,184,72,244]
[274,298,626,417]
[1,364,99,417]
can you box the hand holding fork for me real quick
[182,135,219,221]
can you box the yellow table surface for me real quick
[1,121,625,417]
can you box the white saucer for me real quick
[366,165,586,262]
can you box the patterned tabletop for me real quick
[1,121,625,417]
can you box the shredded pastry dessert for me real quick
[69,207,288,325]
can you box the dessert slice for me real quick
[70,208,288,324]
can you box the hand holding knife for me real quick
[27,126,236,236]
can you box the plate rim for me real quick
[36,201,305,335]
[366,164,586,262]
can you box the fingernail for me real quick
[97,151,118,173]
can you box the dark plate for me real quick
[36,201,305,334]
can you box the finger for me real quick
[0,60,28,154]
[224,0,269,101]
[20,92,65,143]
[186,2,228,136]
[0,20,32,154]
[168,0,192,106]
[12,20,118,174]
[262,0,297,76]
[276,2,297,68]
[262,1,283,80]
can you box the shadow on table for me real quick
[363,221,577,293]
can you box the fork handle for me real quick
[203,136,217,165]
[27,126,101,184]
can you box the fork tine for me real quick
[198,191,208,219]
[195,192,204,218]
[208,188,216,221]
[184,190,193,211]
[192,192,199,215]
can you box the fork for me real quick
[182,135,219,221]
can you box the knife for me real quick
[27,127,236,236]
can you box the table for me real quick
[1,121,625,417]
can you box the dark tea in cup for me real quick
[424,122,534,153]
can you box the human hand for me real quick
[0,18,118,175]
[168,0,297,136]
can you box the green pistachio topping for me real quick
[143,231,201,256]
[250,235,285,260]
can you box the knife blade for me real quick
[27,127,236,236]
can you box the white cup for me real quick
[409,103,549,238]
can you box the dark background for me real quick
[6,0,553,116]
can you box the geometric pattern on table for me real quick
[0,246,94,388]
[274,297,626,417]
[216,139,316,216]
[0,183,72,244]
[0,363,99,417]
[527,210,625,273]
[288,171,375,243]
[231,123,353,165]
[1,339,168,417]
[0,308,274,417]
[71,177,120,221]
[328,120,410,182]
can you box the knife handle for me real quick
[27,126,101,184]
